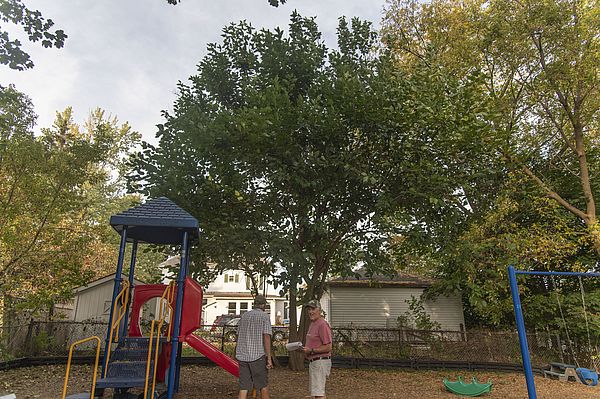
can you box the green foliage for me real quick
[396,296,441,331]
[0,0,67,70]
[129,12,491,337]
[383,0,600,332]
[0,85,158,315]
[30,329,51,355]
[428,172,598,327]
[384,0,600,243]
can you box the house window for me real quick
[283,302,289,320]
[228,302,236,314]
[240,302,248,314]
[234,274,239,283]
[224,273,228,283]
[265,302,271,316]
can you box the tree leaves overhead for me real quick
[383,0,600,329]
[129,12,492,343]
[0,85,164,315]
[0,0,67,70]
[383,0,600,254]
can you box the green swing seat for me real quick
[443,376,493,397]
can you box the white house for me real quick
[321,270,465,331]
[159,256,289,326]
[201,269,289,326]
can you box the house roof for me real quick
[74,273,146,294]
[110,197,199,244]
[327,269,433,288]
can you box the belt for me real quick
[309,356,331,362]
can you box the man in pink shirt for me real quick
[302,299,332,399]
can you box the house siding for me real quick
[74,282,115,322]
[327,287,464,331]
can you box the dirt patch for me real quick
[0,364,597,398]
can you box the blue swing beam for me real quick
[508,266,600,399]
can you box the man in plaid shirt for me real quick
[236,294,273,399]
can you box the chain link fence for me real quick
[1,321,595,369]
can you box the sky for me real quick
[1,0,386,145]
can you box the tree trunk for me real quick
[287,265,306,371]
[289,307,311,371]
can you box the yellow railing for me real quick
[144,282,175,399]
[104,280,130,371]
[61,336,101,399]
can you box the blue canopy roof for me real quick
[110,197,199,244]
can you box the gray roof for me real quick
[328,268,433,288]
[110,197,199,244]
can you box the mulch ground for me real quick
[0,364,598,398]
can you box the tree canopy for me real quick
[129,12,492,354]
[384,0,600,254]
[0,85,163,316]
[0,0,66,70]
[382,0,600,328]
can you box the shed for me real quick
[322,270,465,331]
[71,273,148,322]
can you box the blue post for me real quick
[120,240,138,340]
[175,243,191,392]
[102,226,128,377]
[508,265,537,399]
[167,232,188,399]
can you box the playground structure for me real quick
[508,266,600,399]
[62,197,239,399]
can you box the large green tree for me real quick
[383,0,600,256]
[382,0,600,329]
[130,12,491,369]
[0,85,161,317]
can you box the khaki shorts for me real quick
[309,358,331,396]
[239,356,268,391]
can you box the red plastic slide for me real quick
[185,334,239,377]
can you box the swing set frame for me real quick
[508,265,600,399]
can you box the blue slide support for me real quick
[167,231,189,399]
[175,243,191,392]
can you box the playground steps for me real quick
[97,337,163,390]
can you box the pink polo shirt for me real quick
[306,317,332,360]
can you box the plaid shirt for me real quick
[235,308,272,362]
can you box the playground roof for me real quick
[110,197,199,244]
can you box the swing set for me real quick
[508,266,600,399]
